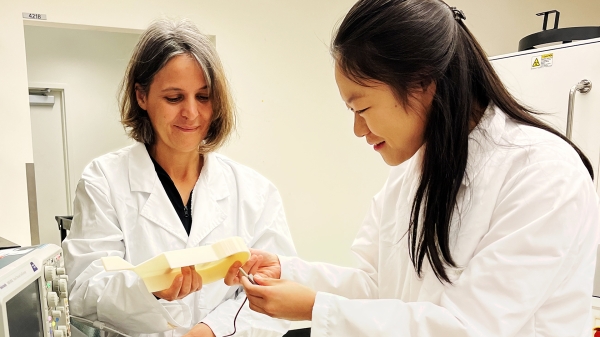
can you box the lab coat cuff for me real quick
[199,315,227,337]
[159,300,193,330]
[311,291,341,337]
[140,285,193,330]
[96,271,191,333]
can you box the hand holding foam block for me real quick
[101,237,250,292]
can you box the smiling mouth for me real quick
[373,141,385,151]
[175,125,199,131]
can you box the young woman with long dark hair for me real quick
[226,1,599,335]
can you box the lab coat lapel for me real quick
[129,143,189,244]
[187,152,230,248]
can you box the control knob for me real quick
[47,292,59,307]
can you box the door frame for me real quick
[28,82,72,215]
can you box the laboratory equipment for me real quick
[490,36,600,333]
[0,244,71,337]
[518,10,600,51]
[490,37,600,194]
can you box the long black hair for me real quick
[332,0,594,283]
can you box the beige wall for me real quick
[1,0,598,265]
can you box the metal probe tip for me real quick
[238,267,257,285]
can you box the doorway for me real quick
[28,88,70,246]
[24,24,140,245]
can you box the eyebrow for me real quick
[346,92,365,105]
[161,85,208,93]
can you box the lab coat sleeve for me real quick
[63,177,190,333]
[311,160,598,337]
[200,186,297,337]
[279,186,382,299]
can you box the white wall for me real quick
[1,0,599,265]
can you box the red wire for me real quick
[222,296,248,337]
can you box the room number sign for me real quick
[22,12,47,20]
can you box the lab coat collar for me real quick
[128,143,188,242]
[128,142,157,193]
[126,143,230,200]
[195,152,230,202]
[127,143,230,245]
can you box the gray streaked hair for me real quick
[119,18,235,153]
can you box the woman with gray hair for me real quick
[63,19,296,337]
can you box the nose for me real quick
[353,112,369,138]
[181,97,199,120]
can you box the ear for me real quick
[425,80,436,97]
[407,81,436,115]
[417,80,437,107]
[419,80,436,96]
[135,84,148,111]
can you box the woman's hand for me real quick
[240,275,316,321]
[224,248,282,286]
[153,265,202,301]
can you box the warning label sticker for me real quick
[532,53,553,69]
[541,53,553,67]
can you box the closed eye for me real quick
[347,105,369,114]
[165,96,183,103]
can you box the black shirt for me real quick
[150,157,193,235]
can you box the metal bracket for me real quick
[536,10,560,31]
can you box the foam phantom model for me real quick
[101,237,250,293]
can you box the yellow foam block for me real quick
[101,237,250,292]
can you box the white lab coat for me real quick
[280,106,600,337]
[63,143,297,337]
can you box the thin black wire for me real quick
[222,296,248,337]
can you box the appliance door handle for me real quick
[566,79,592,140]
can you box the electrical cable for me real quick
[222,296,248,337]
[223,270,256,337]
